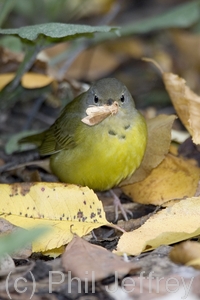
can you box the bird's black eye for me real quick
[94,95,99,103]
[120,94,125,103]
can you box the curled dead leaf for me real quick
[144,58,200,145]
[120,114,176,186]
[163,73,198,138]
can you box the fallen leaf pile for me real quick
[2,3,200,299]
[115,61,200,256]
[1,56,200,265]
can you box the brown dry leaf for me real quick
[106,37,145,59]
[169,241,200,269]
[81,101,119,126]
[0,182,110,254]
[153,49,173,73]
[62,235,140,281]
[117,213,153,232]
[144,58,200,144]
[171,30,200,75]
[11,168,41,183]
[8,158,51,174]
[0,46,23,72]
[122,154,200,205]
[115,197,200,255]
[120,114,176,186]
[66,44,124,81]
[0,46,47,75]
[163,72,200,143]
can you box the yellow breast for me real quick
[50,111,147,191]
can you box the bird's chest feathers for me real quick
[77,114,142,171]
[82,117,130,152]
[50,112,146,190]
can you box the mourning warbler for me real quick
[20,78,147,191]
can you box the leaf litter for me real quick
[2,8,200,299]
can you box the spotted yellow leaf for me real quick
[0,182,109,253]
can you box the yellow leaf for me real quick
[169,241,200,269]
[0,73,15,91]
[122,154,200,205]
[42,246,65,258]
[115,197,200,255]
[120,114,176,186]
[0,72,54,91]
[187,258,200,268]
[21,72,54,88]
[0,182,109,253]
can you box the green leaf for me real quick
[0,36,22,52]
[0,226,49,257]
[5,130,39,155]
[0,0,15,28]
[95,0,200,44]
[0,23,118,42]
[121,1,200,36]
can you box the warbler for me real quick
[20,78,147,196]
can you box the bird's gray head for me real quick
[86,78,135,108]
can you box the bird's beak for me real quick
[107,98,114,106]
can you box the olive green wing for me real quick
[19,93,87,156]
[19,113,77,156]
[38,94,85,155]
[38,118,76,155]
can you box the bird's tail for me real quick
[19,131,46,147]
